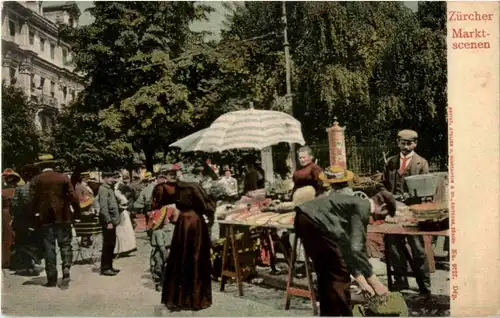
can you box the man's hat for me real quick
[34,154,59,166]
[319,166,354,185]
[102,171,119,178]
[2,169,21,182]
[292,186,316,206]
[371,190,397,217]
[157,164,181,178]
[87,177,100,184]
[397,130,418,141]
[81,171,91,178]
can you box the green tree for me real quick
[1,84,41,169]
[372,1,447,168]
[57,1,218,171]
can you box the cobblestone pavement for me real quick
[1,232,313,317]
[1,229,450,317]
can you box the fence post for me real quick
[326,117,347,169]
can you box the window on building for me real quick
[9,67,17,85]
[62,86,67,101]
[71,89,76,101]
[39,77,45,91]
[38,112,54,133]
[30,74,36,93]
[9,20,16,38]
[50,81,55,97]
[50,43,55,59]
[62,49,68,64]
[29,31,35,45]
[40,38,45,52]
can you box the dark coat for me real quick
[98,182,120,226]
[382,152,430,195]
[295,193,373,278]
[30,170,81,226]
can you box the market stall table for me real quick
[368,223,449,290]
[217,219,318,314]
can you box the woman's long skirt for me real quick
[161,210,212,311]
[2,209,14,268]
[114,211,137,255]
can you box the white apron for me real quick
[114,183,137,254]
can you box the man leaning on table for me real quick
[294,166,397,316]
[381,129,431,294]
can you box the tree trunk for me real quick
[144,147,155,173]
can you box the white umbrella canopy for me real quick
[169,128,208,153]
[169,109,305,153]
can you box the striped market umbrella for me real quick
[170,109,305,153]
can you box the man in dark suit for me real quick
[382,129,431,294]
[98,171,121,276]
[294,166,397,316]
[30,158,81,289]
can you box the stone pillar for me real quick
[326,117,347,169]
[260,146,274,186]
[18,60,33,96]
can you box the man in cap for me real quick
[294,167,397,316]
[98,171,121,276]
[134,171,157,227]
[382,129,431,294]
[30,156,81,288]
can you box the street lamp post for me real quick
[282,1,297,173]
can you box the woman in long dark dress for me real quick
[161,181,215,311]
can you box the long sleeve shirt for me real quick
[295,193,373,278]
[133,182,156,211]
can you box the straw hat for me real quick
[319,166,354,185]
[3,169,21,182]
[34,154,59,165]
[292,186,316,206]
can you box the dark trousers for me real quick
[42,224,73,282]
[294,212,352,317]
[385,235,431,290]
[100,227,116,271]
[13,228,43,270]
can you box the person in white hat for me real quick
[382,129,431,294]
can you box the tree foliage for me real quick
[1,84,41,169]
[50,1,447,172]
[56,1,221,171]
[220,1,448,168]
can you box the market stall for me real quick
[215,197,449,315]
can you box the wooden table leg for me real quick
[304,250,318,316]
[384,235,393,291]
[229,225,244,296]
[284,233,299,310]
[220,226,230,292]
[424,235,436,273]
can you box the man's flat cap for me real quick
[397,130,418,141]
[102,171,120,178]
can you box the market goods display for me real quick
[409,202,448,220]
[409,202,449,231]
[384,201,418,226]
[261,200,295,213]
[245,212,276,223]
[276,212,295,225]
[253,213,280,225]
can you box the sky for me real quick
[44,1,419,41]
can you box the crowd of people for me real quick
[2,128,438,316]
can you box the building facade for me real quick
[1,1,84,132]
